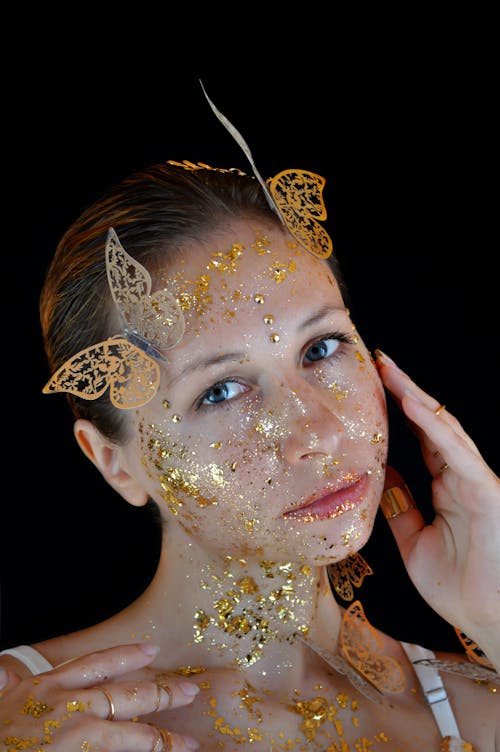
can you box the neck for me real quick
[146,522,343,687]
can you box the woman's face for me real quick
[124,219,388,565]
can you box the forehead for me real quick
[163,219,342,326]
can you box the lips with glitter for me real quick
[282,475,369,522]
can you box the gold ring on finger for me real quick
[96,686,115,721]
[151,726,173,752]
[152,682,163,712]
[157,681,174,708]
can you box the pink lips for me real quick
[282,474,369,522]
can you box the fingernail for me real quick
[380,485,416,519]
[374,349,398,368]
[179,681,200,697]
[185,737,200,750]
[0,667,8,690]
[140,644,160,656]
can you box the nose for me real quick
[279,378,345,464]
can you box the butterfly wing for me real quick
[106,228,185,354]
[268,170,333,260]
[296,633,383,703]
[141,289,185,350]
[43,337,160,409]
[454,628,495,669]
[413,657,500,686]
[340,600,405,694]
[328,553,373,602]
[328,560,354,601]
[106,228,152,329]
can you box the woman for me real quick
[1,108,499,751]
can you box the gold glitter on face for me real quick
[124,220,388,565]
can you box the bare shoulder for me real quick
[435,650,499,748]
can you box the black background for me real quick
[1,27,498,655]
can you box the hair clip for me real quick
[200,81,333,260]
[43,228,185,409]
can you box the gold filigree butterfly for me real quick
[200,81,333,260]
[411,628,500,686]
[454,627,495,669]
[43,228,185,409]
[298,599,405,703]
[267,170,332,259]
[327,552,373,602]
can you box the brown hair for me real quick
[40,162,345,444]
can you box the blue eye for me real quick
[304,337,341,363]
[200,380,246,406]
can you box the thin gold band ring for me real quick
[96,686,115,721]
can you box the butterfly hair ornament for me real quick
[43,228,185,409]
[199,82,333,260]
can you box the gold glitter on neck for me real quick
[254,293,265,304]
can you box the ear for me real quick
[73,419,148,508]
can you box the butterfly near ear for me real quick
[43,228,185,410]
[43,337,160,409]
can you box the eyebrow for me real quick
[166,351,247,389]
[297,304,346,331]
[166,305,346,388]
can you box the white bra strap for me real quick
[401,641,461,739]
[0,645,54,675]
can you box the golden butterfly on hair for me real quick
[297,599,405,704]
[201,82,333,260]
[43,227,185,409]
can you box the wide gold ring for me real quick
[434,404,446,416]
[380,485,416,519]
[96,686,115,721]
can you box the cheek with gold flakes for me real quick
[140,420,226,517]
[137,407,283,536]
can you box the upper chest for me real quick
[142,665,451,751]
